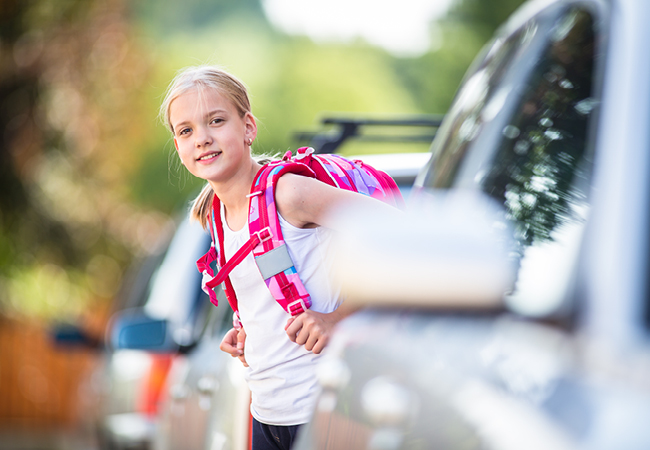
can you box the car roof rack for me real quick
[293,115,444,154]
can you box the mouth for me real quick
[197,151,221,162]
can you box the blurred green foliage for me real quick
[0,0,524,320]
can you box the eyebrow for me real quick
[205,109,228,118]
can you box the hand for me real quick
[220,327,248,367]
[285,309,343,354]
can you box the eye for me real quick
[178,127,191,136]
[210,118,224,125]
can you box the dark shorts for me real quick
[252,417,303,450]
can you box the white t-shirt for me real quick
[222,205,341,426]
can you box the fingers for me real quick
[224,311,334,362]
[284,317,296,331]
[302,329,329,354]
[237,327,246,350]
[235,328,248,366]
[220,327,244,357]
[285,316,306,348]
[285,315,303,343]
[219,328,237,353]
[311,337,328,355]
[285,311,331,353]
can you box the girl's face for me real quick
[169,87,256,185]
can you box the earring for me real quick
[248,138,253,146]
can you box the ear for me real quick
[244,112,257,143]
[173,138,179,151]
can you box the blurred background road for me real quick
[0,0,524,448]
[0,432,96,450]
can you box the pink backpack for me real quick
[196,147,404,324]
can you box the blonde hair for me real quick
[160,66,253,230]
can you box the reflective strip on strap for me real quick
[255,244,295,280]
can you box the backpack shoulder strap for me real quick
[247,155,317,316]
[203,195,242,316]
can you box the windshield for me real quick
[418,5,603,316]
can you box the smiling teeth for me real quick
[198,152,220,161]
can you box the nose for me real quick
[194,127,213,148]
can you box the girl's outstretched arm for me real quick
[275,173,399,230]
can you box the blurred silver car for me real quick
[97,217,212,450]
[295,0,650,449]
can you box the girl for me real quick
[160,65,386,450]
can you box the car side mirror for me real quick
[51,323,102,350]
[109,309,180,353]
[329,191,516,310]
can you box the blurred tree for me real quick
[132,0,267,34]
[450,0,528,40]
[0,0,172,319]
[251,39,420,155]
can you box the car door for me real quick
[155,298,251,450]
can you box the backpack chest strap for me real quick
[204,225,272,289]
[205,170,313,317]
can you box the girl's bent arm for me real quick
[276,174,394,352]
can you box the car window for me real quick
[116,249,167,311]
[144,219,209,319]
[189,282,213,341]
[420,5,604,317]
[141,218,214,346]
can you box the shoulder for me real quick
[274,174,321,228]
[276,173,319,204]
